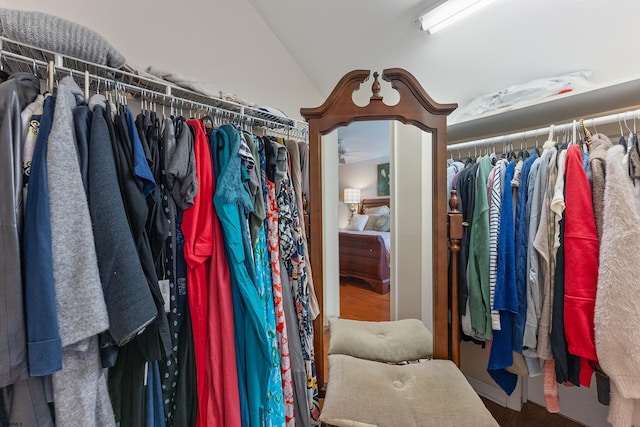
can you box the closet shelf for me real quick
[0,36,307,130]
[447,75,640,145]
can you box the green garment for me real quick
[468,156,493,339]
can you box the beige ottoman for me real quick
[321,318,498,427]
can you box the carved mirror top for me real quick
[300,68,457,135]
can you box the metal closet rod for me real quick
[447,107,640,152]
[0,39,308,132]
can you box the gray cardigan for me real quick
[47,76,115,426]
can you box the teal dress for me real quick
[244,133,285,427]
[213,124,270,426]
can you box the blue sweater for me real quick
[488,161,518,395]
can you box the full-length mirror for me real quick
[301,69,457,385]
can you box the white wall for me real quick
[337,154,390,228]
[3,0,323,118]
[322,131,340,324]
[527,374,609,427]
[391,122,432,332]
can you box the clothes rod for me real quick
[0,36,308,129]
[447,108,640,152]
[1,49,305,132]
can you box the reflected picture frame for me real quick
[377,162,390,196]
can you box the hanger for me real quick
[47,60,55,94]
[84,70,90,103]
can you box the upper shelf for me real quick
[447,75,640,145]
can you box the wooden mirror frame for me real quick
[300,68,458,384]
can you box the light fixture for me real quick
[343,188,361,220]
[418,0,497,34]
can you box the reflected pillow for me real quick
[363,205,390,215]
[364,213,390,232]
[346,214,368,231]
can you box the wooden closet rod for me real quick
[447,107,640,152]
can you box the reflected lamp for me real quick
[344,188,361,220]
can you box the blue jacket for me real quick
[125,107,155,196]
[488,161,517,395]
[513,151,537,352]
[23,95,61,376]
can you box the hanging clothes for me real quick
[488,160,518,395]
[265,163,296,427]
[272,138,321,423]
[183,118,226,427]
[456,162,479,339]
[286,140,319,320]
[214,124,270,427]
[522,151,547,377]
[0,72,40,386]
[247,132,285,427]
[158,115,198,427]
[468,155,493,340]
[563,144,599,387]
[87,99,157,349]
[191,118,243,427]
[74,102,91,193]
[589,134,613,241]
[513,150,537,354]
[534,147,559,412]
[23,93,60,377]
[21,93,44,201]
[107,103,171,427]
[488,159,506,330]
[596,144,640,427]
[0,72,53,427]
[47,76,113,427]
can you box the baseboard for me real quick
[465,375,523,411]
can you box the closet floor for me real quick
[481,397,587,427]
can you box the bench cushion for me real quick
[320,355,499,427]
[328,318,433,362]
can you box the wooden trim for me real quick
[448,190,463,367]
[301,68,457,386]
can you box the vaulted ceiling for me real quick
[248,0,640,162]
[249,0,640,110]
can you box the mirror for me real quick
[335,121,392,323]
[301,69,457,386]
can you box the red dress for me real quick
[183,119,240,427]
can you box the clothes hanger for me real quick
[47,60,55,94]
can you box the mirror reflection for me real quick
[336,121,392,323]
[320,119,436,384]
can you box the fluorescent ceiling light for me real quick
[418,0,497,34]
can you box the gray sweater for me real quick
[47,76,114,426]
[0,8,125,67]
[47,76,109,347]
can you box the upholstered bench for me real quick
[320,318,499,427]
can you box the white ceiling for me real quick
[249,0,640,110]
[337,121,390,163]
[248,0,640,162]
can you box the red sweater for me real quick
[563,144,599,387]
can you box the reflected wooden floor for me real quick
[339,276,391,322]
